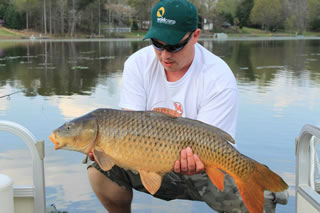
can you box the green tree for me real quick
[250,0,282,31]
[216,0,240,25]
[3,4,24,29]
[216,0,239,18]
[10,0,38,30]
[0,1,10,20]
[0,4,6,19]
[308,0,320,31]
[235,0,254,28]
[131,17,138,31]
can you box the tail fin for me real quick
[234,162,288,213]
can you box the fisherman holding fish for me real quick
[83,0,289,212]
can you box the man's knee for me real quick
[88,167,133,210]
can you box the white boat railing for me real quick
[296,124,320,213]
[0,120,46,213]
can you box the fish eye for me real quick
[65,123,74,130]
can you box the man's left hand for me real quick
[173,147,205,175]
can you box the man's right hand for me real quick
[173,147,205,175]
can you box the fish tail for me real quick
[233,162,288,213]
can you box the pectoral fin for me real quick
[93,148,115,171]
[138,170,162,195]
[206,166,225,191]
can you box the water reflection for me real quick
[0,41,148,97]
[0,39,320,212]
[1,40,320,97]
[201,39,320,88]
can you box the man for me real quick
[88,0,288,212]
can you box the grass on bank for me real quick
[0,26,23,38]
[227,27,293,37]
[228,27,320,37]
[0,26,42,39]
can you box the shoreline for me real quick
[1,35,320,43]
[2,26,320,42]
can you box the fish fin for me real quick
[206,166,225,191]
[93,148,115,171]
[189,119,235,144]
[233,162,288,213]
[216,128,235,144]
[138,170,162,195]
[205,125,235,144]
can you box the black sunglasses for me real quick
[151,31,194,53]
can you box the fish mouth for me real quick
[49,133,61,150]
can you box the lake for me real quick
[1,38,320,213]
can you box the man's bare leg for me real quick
[88,167,133,213]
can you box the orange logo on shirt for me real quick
[152,102,183,117]
[174,102,183,114]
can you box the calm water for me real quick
[1,38,320,213]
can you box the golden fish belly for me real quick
[100,134,181,173]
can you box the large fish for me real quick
[49,108,288,213]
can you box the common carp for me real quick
[49,108,288,213]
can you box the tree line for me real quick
[0,0,319,36]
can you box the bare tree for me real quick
[56,0,67,35]
[98,0,101,35]
[26,0,30,30]
[69,0,77,37]
[128,0,157,30]
[295,0,308,34]
[105,2,133,27]
[43,0,47,34]
[49,0,52,34]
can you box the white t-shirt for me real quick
[119,43,239,139]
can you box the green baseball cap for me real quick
[144,0,198,45]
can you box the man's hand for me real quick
[173,147,205,175]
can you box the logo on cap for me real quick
[157,7,165,17]
[156,6,176,25]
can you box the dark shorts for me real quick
[89,162,288,213]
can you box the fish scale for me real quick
[49,108,288,213]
